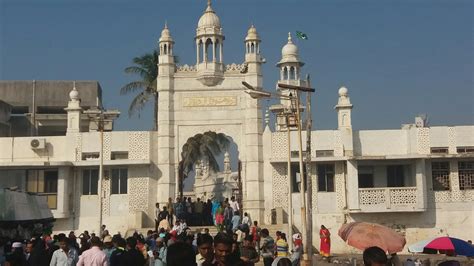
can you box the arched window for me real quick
[163,44,167,55]
[283,67,288,80]
[289,67,295,80]
[246,43,250,54]
[205,38,212,62]
[250,43,255,53]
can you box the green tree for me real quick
[178,131,230,198]
[120,50,159,130]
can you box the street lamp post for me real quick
[243,81,315,265]
[84,108,120,235]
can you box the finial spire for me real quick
[288,32,293,43]
[265,109,270,126]
[164,20,168,29]
[207,0,211,7]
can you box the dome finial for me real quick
[288,32,293,43]
[69,81,79,101]
[207,0,211,7]
[164,20,168,29]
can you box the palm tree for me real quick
[178,131,230,198]
[120,50,159,130]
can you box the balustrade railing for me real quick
[359,187,417,211]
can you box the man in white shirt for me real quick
[229,196,239,213]
[50,237,79,266]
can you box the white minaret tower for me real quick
[244,25,263,75]
[65,81,82,134]
[158,23,175,74]
[195,0,224,86]
[276,33,304,85]
[276,33,305,107]
[335,86,353,129]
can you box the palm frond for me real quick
[128,91,152,117]
[120,81,148,95]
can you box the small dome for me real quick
[159,23,173,42]
[245,25,259,41]
[277,32,303,66]
[282,32,299,57]
[338,86,348,96]
[69,83,79,100]
[197,3,221,29]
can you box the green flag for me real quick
[296,31,308,40]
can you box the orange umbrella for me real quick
[338,222,406,253]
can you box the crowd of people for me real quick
[0,196,304,266]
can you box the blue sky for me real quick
[1,0,472,131]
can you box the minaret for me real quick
[158,23,175,76]
[65,81,82,134]
[335,86,354,156]
[334,86,353,130]
[276,32,304,85]
[195,0,224,86]
[244,25,263,75]
[276,33,305,108]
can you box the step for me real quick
[126,224,289,238]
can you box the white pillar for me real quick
[415,159,427,210]
[220,42,223,63]
[212,38,216,62]
[202,39,206,63]
[196,41,200,64]
[346,160,359,210]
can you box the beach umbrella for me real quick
[408,237,474,257]
[338,222,406,253]
[408,237,437,253]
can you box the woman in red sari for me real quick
[319,225,331,258]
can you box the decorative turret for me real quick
[158,23,175,66]
[223,151,231,173]
[244,25,263,74]
[65,81,82,133]
[335,86,353,129]
[276,32,304,83]
[195,0,224,86]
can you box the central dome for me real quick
[197,4,221,29]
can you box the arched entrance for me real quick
[180,131,240,202]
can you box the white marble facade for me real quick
[0,1,473,253]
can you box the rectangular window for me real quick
[111,168,128,194]
[431,147,449,154]
[457,147,474,154]
[26,169,58,209]
[432,162,450,191]
[459,161,474,190]
[317,164,335,192]
[315,150,334,157]
[358,166,374,188]
[111,152,129,160]
[82,169,99,195]
[291,163,307,193]
[387,165,405,187]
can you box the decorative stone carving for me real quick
[223,151,231,173]
[103,132,111,160]
[183,96,237,107]
[335,162,346,209]
[271,132,288,159]
[128,177,149,212]
[176,64,197,72]
[75,133,82,162]
[417,128,430,154]
[272,163,288,209]
[225,63,246,73]
[128,132,150,160]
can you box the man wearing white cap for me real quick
[6,242,27,266]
